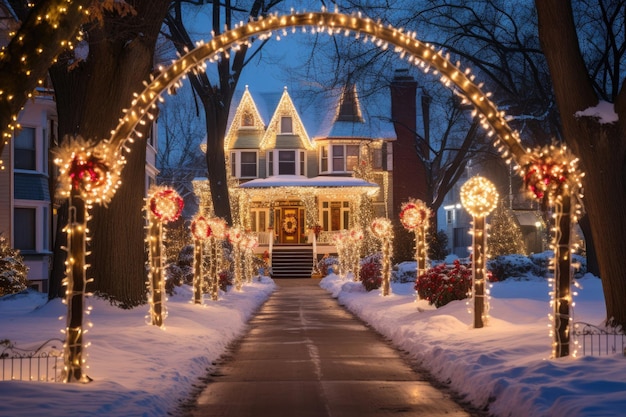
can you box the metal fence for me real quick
[573,322,626,357]
[0,339,63,382]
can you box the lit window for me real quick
[14,127,36,170]
[280,116,293,134]
[330,144,360,172]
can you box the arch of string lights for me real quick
[49,8,584,381]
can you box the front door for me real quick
[279,207,301,244]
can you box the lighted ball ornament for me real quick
[460,176,499,218]
[371,217,393,239]
[149,188,183,223]
[400,200,430,231]
[191,216,212,240]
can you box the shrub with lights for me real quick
[0,234,29,297]
[317,254,339,277]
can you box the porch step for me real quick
[271,246,314,278]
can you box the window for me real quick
[446,209,454,224]
[320,145,328,172]
[14,127,36,170]
[230,152,237,177]
[330,144,360,172]
[278,151,296,175]
[372,147,383,170]
[299,151,305,176]
[280,116,293,134]
[231,151,257,178]
[268,151,274,176]
[346,145,359,171]
[14,207,36,251]
[242,111,254,127]
[240,152,257,177]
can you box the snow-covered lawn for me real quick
[320,271,626,417]
[1,267,625,417]
[0,277,275,417]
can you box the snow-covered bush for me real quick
[487,254,543,281]
[415,260,472,308]
[317,254,339,276]
[392,261,417,283]
[0,235,29,297]
[359,253,382,291]
[165,244,194,294]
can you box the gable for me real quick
[260,88,314,150]
[224,86,265,150]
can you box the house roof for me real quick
[237,175,380,197]
[226,83,396,144]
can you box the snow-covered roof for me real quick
[238,174,378,189]
[228,84,396,142]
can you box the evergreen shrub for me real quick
[0,235,29,297]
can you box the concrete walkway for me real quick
[188,279,477,417]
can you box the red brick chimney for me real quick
[390,69,429,219]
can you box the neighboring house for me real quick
[194,82,397,247]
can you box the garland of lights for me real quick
[399,198,431,299]
[520,144,583,357]
[371,217,393,296]
[42,9,585,361]
[282,215,298,234]
[460,176,498,329]
[190,215,212,305]
[146,186,183,327]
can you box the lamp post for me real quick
[460,176,498,329]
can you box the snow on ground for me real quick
[0,277,275,417]
[1,262,625,417]
[320,268,626,417]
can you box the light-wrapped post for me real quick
[399,199,431,297]
[63,192,90,383]
[191,215,212,305]
[146,187,184,327]
[554,195,573,357]
[460,176,498,329]
[229,227,244,291]
[371,218,394,296]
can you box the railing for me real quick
[573,322,626,357]
[1,338,64,382]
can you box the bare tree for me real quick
[161,0,288,225]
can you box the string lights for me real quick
[370,217,393,296]
[228,226,244,291]
[146,186,183,327]
[519,144,584,357]
[38,8,586,363]
[190,214,212,305]
[460,176,498,328]
[399,198,431,299]
[206,217,227,300]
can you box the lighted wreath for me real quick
[400,199,431,231]
[191,215,212,240]
[283,215,298,234]
[149,187,184,223]
[228,226,244,244]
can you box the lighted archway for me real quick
[55,9,583,382]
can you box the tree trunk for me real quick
[49,1,170,305]
[204,96,232,224]
[536,0,626,327]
